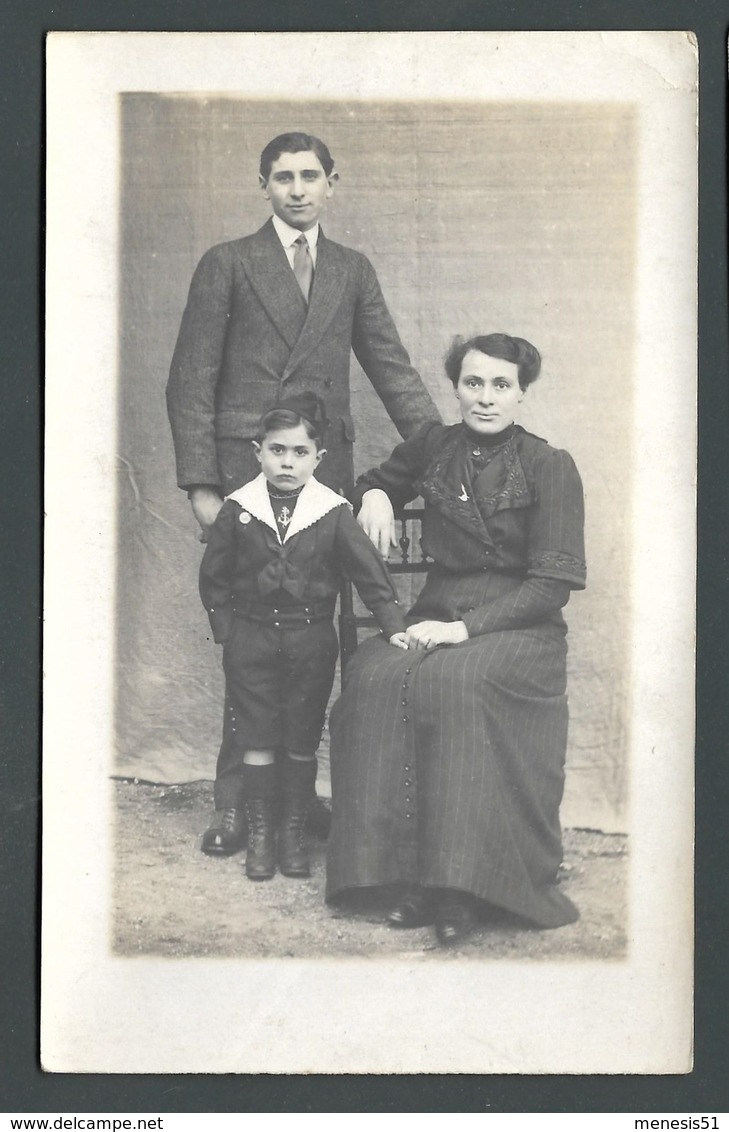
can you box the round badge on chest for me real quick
[239,511,252,525]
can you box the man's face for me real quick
[259,150,336,231]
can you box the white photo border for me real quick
[42,30,697,1074]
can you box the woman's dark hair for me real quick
[444,333,542,391]
[259,133,334,181]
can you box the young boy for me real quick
[199,393,407,881]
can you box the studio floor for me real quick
[113,779,628,961]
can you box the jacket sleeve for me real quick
[166,246,233,490]
[350,256,442,439]
[460,448,586,638]
[460,576,572,637]
[351,421,445,513]
[526,448,586,588]
[334,507,407,639]
[198,500,238,642]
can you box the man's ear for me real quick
[326,170,339,197]
[315,448,326,466]
[252,440,262,462]
[258,174,270,200]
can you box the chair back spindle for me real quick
[339,506,427,680]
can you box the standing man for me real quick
[167,131,440,854]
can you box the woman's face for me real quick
[455,349,523,435]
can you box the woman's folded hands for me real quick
[389,619,469,651]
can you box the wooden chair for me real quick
[339,505,428,679]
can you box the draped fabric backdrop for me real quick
[115,97,635,832]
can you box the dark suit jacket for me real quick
[167,219,440,493]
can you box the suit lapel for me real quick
[238,220,307,351]
[280,232,348,383]
[238,223,349,384]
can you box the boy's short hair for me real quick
[256,393,329,449]
[259,133,335,181]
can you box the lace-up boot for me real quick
[241,761,278,880]
[278,755,317,877]
[278,796,311,877]
[201,807,246,856]
[243,797,277,880]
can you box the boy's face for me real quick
[259,150,337,231]
[253,424,324,490]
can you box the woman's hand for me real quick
[357,489,397,558]
[389,632,409,650]
[404,620,469,650]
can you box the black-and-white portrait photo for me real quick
[42,31,697,1075]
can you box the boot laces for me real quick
[220,808,239,833]
[281,801,308,848]
[245,800,273,850]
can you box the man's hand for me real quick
[357,488,396,558]
[389,632,409,650]
[189,486,224,538]
[404,620,469,650]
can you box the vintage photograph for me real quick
[42,32,696,1074]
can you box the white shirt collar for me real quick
[227,473,348,544]
[271,214,319,251]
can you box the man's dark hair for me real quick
[259,133,335,181]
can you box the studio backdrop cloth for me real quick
[115,98,635,832]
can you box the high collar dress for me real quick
[325,421,586,928]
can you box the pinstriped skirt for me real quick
[326,608,579,928]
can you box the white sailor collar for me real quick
[227,473,349,544]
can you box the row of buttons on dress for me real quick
[401,666,414,820]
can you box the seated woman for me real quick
[326,332,586,946]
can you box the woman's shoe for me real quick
[386,886,435,928]
[435,892,478,946]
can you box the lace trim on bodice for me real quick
[416,426,533,541]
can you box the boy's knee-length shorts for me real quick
[222,615,339,755]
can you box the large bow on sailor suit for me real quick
[167,218,440,495]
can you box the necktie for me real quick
[292,234,313,302]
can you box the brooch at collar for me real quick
[239,510,252,525]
